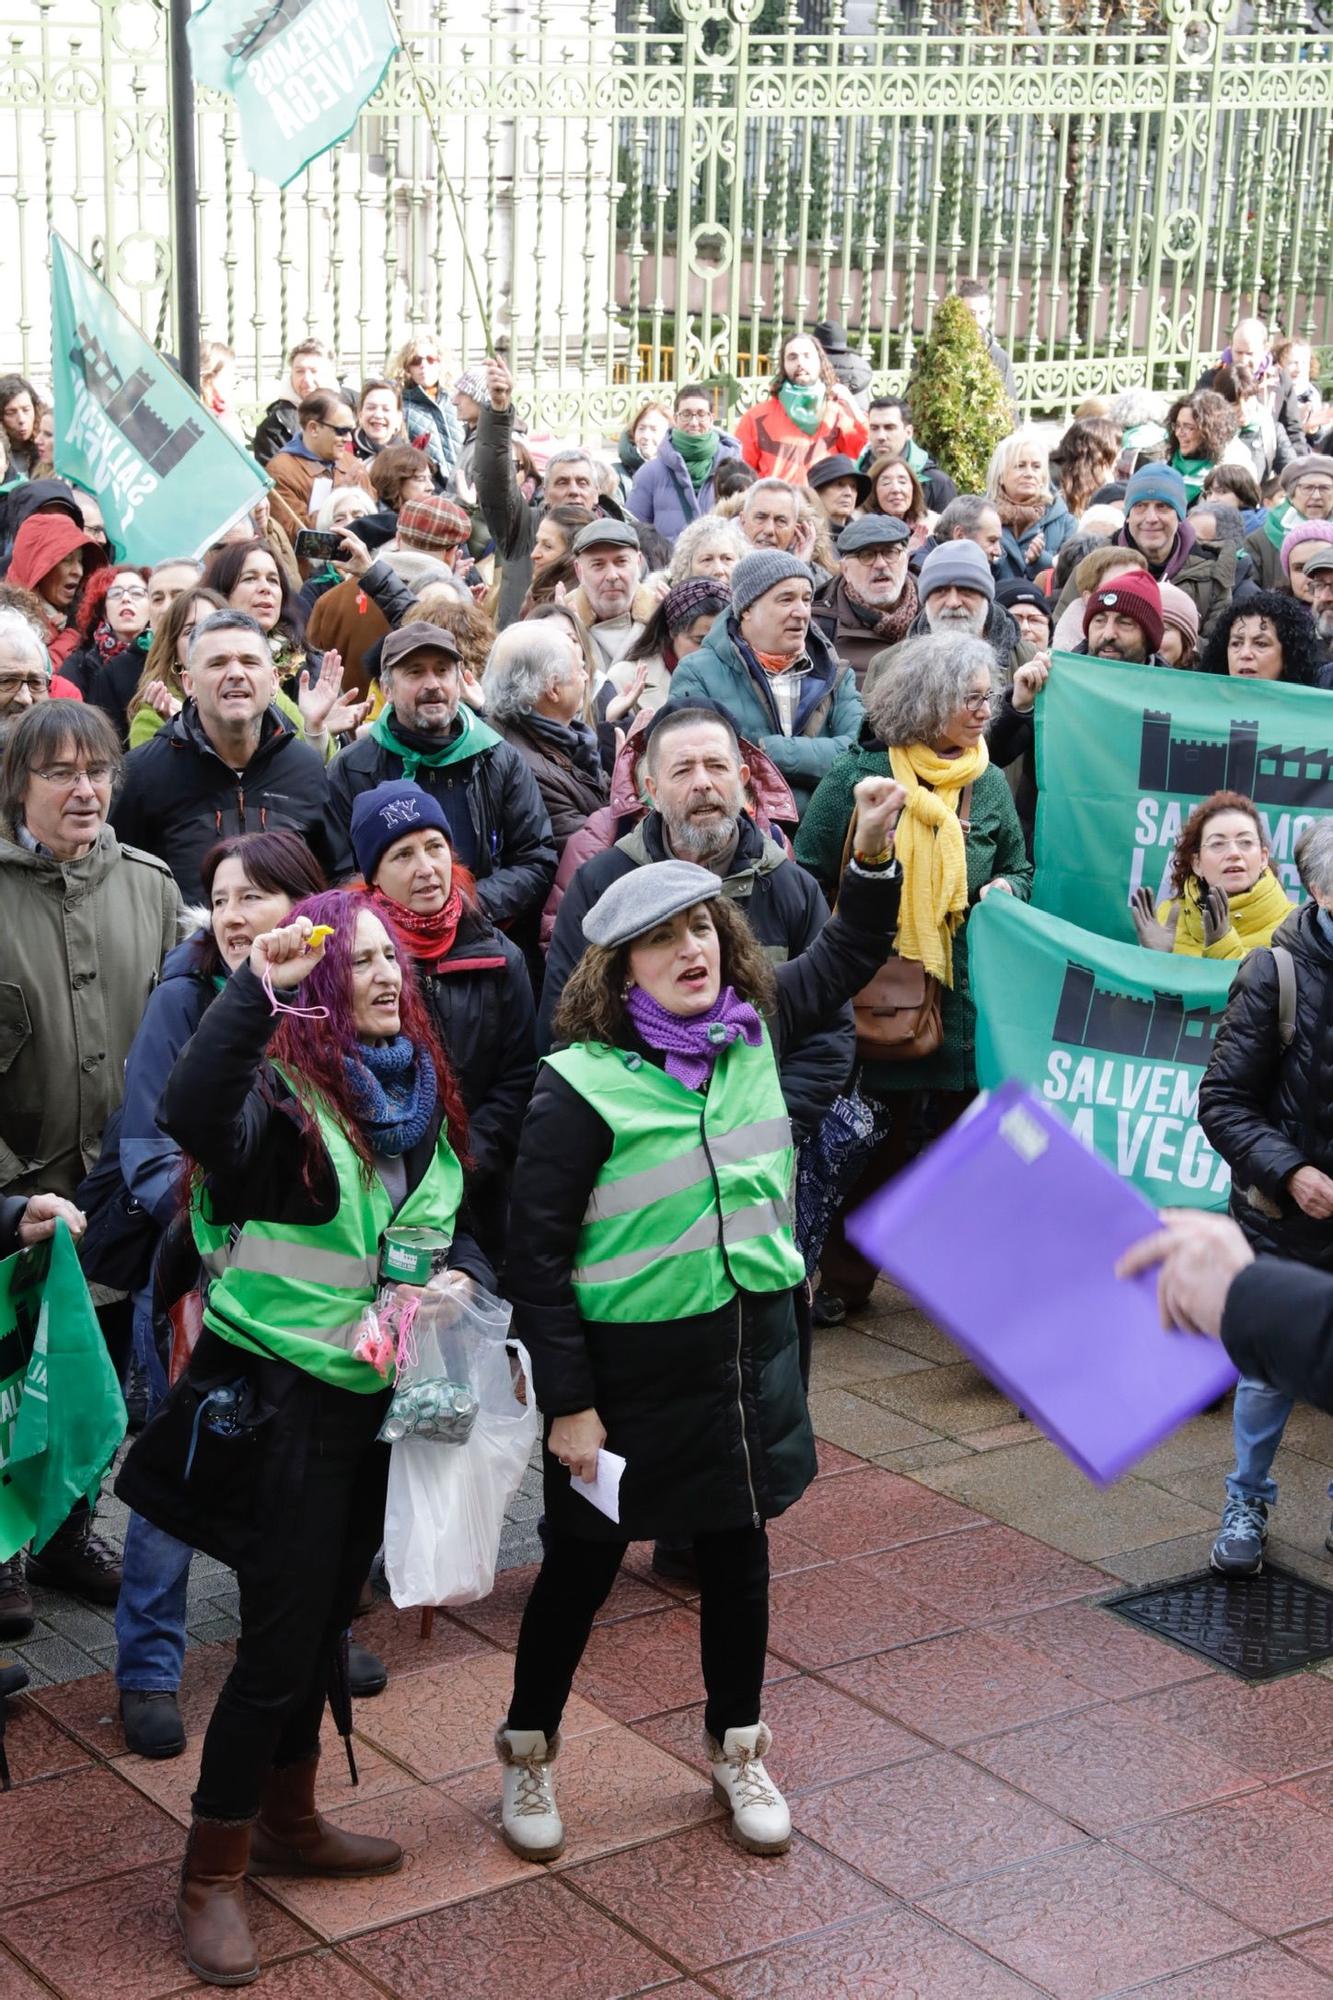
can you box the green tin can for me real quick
[379,1226,452,1288]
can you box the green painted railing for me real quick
[0,0,1330,432]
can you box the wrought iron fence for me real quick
[0,0,1330,435]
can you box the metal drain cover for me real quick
[1104,1563,1333,1681]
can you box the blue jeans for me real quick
[115,1282,191,1693]
[1227,1375,1333,1509]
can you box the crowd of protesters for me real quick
[1,297,1332,1985]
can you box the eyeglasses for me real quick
[0,674,47,696]
[322,422,356,439]
[960,691,992,714]
[32,761,115,788]
[409,354,439,367]
[106,583,148,602]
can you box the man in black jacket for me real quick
[249,338,339,467]
[328,622,556,941]
[541,702,855,1143]
[111,611,341,902]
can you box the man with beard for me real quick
[1306,546,1333,676]
[813,516,918,685]
[565,520,658,675]
[538,701,853,1141]
[862,541,1031,705]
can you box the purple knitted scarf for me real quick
[624,983,762,1091]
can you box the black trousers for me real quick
[507,1522,770,1744]
[192,1373,391,1823]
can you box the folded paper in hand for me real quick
[571,1449,625,1523]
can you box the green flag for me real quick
[189,0,398,188]
[970,893,1239,1210]
[1033,652,1333,943]
[0,1226,126,1560]
[51,237,269,565]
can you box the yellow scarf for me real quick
[1165,868,1291,960]
[887,739,989,986]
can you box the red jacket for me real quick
[8,514,107,669]
[734,393,868,484]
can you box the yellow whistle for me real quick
[306,925,335,948]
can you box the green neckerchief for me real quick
[904,438,929,475]
[1265,497,1294,551]
[1169,451,1211,504]
[671,425,721,490]
[778,380,825,436]
[371,702,502,781]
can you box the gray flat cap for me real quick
[582,859,721,948]
[1302,544,1333,576]
[837,514,911,555]
[572,518,641,556]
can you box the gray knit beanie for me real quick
[917,540,996,605]
[730,550,814,617]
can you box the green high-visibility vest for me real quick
[192,1080,464,1392]
[544,1030,805,1324]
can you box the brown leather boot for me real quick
[176,1816,259,1987]
[249,1752,402,1878]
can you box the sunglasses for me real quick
[410,354,439,367]
[323,422,356,438]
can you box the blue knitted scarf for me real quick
[343,1036,437,1156]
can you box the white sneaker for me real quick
[495,1727,565,1861]
[707,1722,792,1855]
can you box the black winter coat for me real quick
[1223,1256,1333,1408]
[539,810,855,1140]
[250,397,298,467]
[507,860,900,1543]
[1198,903,1333,1269]
[110,701,341,903]
[328,724,557,935]
[115,965,492,1562]
[498,714,610,853]
[63,642,143,744]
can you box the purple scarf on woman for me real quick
[624,984,762,1091]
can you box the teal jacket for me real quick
[795,742,1032,1094]
[668,612,864,817]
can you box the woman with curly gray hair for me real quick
[794,631,1032,1315]
[667,514,749,587]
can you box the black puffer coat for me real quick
[1198,902,1333,1269]
[505,861,900,1542]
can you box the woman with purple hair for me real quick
[119,886,490,1987]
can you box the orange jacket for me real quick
[733,392,868,485]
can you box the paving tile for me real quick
[783,1466,983,1559]
[967,1701,1257,1835]
[993,1599,1219,1699]
[0,1695,93,1785]
[346,1875,679,1998]
[1164,1450,1333,1568]
[824,1624,1098,1746]
[865,1525,1110,1625]
[353,1648,610,1778]
[29,1643,236,1757]
[865,1308,961,1363]
[1287,1921,1333,1975]
[813,1439,871,1477]
[634,1673,928,1794]
[872,1441,978,1475]
[1129,1669,1333,1781]
[915,1439,1216,1560]
[343,1599,496,1676]
[0,1764,180,1905]
[447,1720,718,1864]
[573,1606,792,1722]
[0,1857,315,2000]
[568,1820,891,1970]
[764,1526,834,1579]
[704,1904,1042,1997]
[805,1388,938,1459]
[796,1747,1086,1898]
[919,1843,1258,2000]
[965,1421,1043,1452]
[212,1952,394,1998]
[1133,1404,1240,1481]
[116,1722,416,1826]
[1095,1532,1220,1588]
[0,1948,55,1999]
[1125,1945,1333,1997]
[8,1634,102,1685]
[447,1563,671,1650]
[1281,1403,1333,1464]
[852,1361,1017,1436]
[766,1559,959,1670]
[257,1777,538,1940]
[808,1327,935,1386]
[1115,1789,1333,1932]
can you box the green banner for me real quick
[1033,652,1331,943]
[0,1225,126,1561]
[51,237,269,565]
[189,0,398,189]
[970,893,1239,1210]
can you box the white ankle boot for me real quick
[495,1727,565,1861]
[707,1722,791,1855]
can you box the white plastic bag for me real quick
[382,1281,538,1607]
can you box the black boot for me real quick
[26,1503,121,1605]
[347,1641,388,1698]
[120,1689,187,1759]
[0,1556,34,1639]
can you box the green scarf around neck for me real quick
[671,425,721,491]
[778,380,826,436]
[1169,452,1211,504]
[371,702,501,782]
[1265,497,1294,551]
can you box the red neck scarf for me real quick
[374,885,463,966]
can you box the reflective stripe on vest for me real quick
[192,1072,463,1391]
[544,1033,805,1324]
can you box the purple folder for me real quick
[846,1081,1237,1485]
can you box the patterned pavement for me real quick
[7,1286,1333,1996]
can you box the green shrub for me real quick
[909,295,1012,491]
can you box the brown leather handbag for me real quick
[837,786,972,1064]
